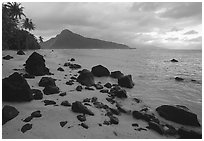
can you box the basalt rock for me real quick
[21,123,32,133]
[2,72,33,102]
[177,127,202,139]
[156,105,200,127]
[91,65,110,77]
[94,83,103,90]
[43,100,56,106]
[2,105,19,125]
[110,71,124,79]
[118,75,134,88]
[170,59,178,62]
[77,115,86,122]
[23,73,35,79]
[17,50,25,55]
[61,101,71,107]
[39,77,56,87]
[71,101,94,116]
[77,69,95,86]
[175,77,184,81]
[3,55,13,60]
[104,82,112,88]
[57,67,64,71]
[31,89,43,100]
[25,52,50,76]
[43,86,60,95]
[147,121,164,135]
[69,64,81,69]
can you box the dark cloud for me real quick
[184,30,198,35]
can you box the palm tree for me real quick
[5,2,25,20]
[22,18,35,31]
[39,36,43,43]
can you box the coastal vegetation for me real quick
[2,2,40,50]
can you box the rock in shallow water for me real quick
[156,105,200,127]
[2,72,33,102]
[2,105,19,125]
[170,59,178,62]
[91,65,110,77]
[110,71,124,79]
[118,75,134,88]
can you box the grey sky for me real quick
[22,2,202,49]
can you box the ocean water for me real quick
[54,48,202,123]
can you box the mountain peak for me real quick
[60,29,74,35]
[41,29,130,49]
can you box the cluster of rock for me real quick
[132,105,201,138]
[2,52,202,139]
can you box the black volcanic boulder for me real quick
[17,50,25,55]
[25,52,50,76]
[132,110,159,123]
[104,82,112,88]
[109,86,127,98]
[69,64,81,69]
[77,69,95,86]
[91,65,110,77]
[57,67,64,71]
[43,86,60,95]
[178,127,202,139]
[39,77,56,87]
[156,105,200,127]
[2,72,33,102]
[170,59,178,62]
[175,77,184,81]
[71,101,94,116]
[2,105,19,125]
[31,89,43,100]
[147,121,164,135]
[3,55,13,60]
[23,73,35,79]
[118,75,134,88]
[110,71,124,79]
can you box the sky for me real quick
[22,2,202,49]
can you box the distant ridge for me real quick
[40,29,130,49]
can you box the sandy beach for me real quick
[2,49,171,139]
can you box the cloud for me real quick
[187,36,202,42]
[21,2,202,49]
[159,2,202,20]
[165,37,179,41]
[184,30,198,35]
